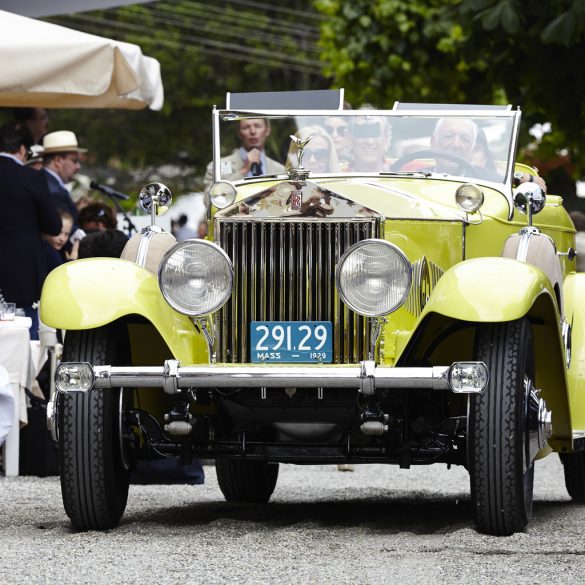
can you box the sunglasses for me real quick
[305,148,329,161]
[324,125,347,137]
[351,123,383,139]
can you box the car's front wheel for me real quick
[59,325,130,531]
[468,318,535,535]
[216,459,279,503]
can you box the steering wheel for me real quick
[389,148,480,176]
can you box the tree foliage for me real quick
[40,0,326,195]
[315,0,585,178]
[5,0,585,200]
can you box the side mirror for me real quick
[139,183,172,228]
[513,182,546,226]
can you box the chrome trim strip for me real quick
[462,221,466,261]
[212,107,222,183]
[136,229,155,267]
[219,108,519,118]
[516,226,540,262]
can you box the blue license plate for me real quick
[250,321,333,363]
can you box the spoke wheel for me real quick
[469,318,535,535]
[59,325,130,531]
[216,460,279,503]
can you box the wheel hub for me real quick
[525,376,552,465]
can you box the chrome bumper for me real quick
[56,360,488,395]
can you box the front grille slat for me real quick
[279,223,285,318]
[217,218,379,364]
[260,225,266,320]
[316,223,322,317]
[251,223,257,321]
[298,226,304,320]
[231,224,238,363]
[220,222,229,362]
[326,223,332,325]
[241,222,248,360]
[288,224,295,321]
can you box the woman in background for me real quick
[286,125,339,174]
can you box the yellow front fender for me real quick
[40,258,208,364]
[420,257,571,448]
[422,257,557,322]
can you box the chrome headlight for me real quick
[455,183,484,213]
[336,239,412,317]
[209,181,237,209]
[159,240,233,316]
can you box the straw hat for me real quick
[42,130,87,154]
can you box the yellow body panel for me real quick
[40,258,209,364]
[563,274,585,433]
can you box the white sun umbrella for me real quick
[0,10,163,110]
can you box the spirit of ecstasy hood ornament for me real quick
[288,134,312,183]
[290,134,312,168]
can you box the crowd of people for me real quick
[0,108,129,340]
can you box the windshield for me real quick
[216,111,516,184]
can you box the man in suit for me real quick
[41,130,87,224]
[204,118,284,188]
[0,122,62,339]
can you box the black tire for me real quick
[216,460,279,503]
[560,452,585,502]
[59,325,130,531]
[469,318,535,536]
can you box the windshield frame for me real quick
[211,104,522,212]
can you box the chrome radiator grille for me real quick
[215,218,380,364]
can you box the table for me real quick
[0,316,45,476]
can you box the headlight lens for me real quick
[455,183,484,213]
[209,181,237,209]
[159,240,233,316]
[336,239,412,317]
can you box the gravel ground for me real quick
[1,454,584,584]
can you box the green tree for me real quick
[41,0,326,196]
[315,0,585,181]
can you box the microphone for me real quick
[90,180,130,201]
[250,162,261,176]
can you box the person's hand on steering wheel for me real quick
[390,149,487,178]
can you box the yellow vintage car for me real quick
[42,90,584,535]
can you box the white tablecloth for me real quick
[0,317,33,423]
[0,316,46,476]
[0,365,13,447]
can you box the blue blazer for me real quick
[42,169,79,223]
[0,158,62,305]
